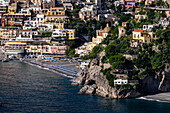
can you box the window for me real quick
[134,34,136,38]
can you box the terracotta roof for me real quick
[133,30,143,32]
[98,33,103,36]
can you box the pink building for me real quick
[50,45,69,55]
[123,0,136,10]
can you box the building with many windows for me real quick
[52,29,75,40]
[79,5,98,21]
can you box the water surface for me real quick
[0,61,170,113]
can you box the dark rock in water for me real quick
[0,104,2,107]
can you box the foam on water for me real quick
[137,96,170,103]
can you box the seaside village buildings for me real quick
[0,0,76,58]
[0,0,169,86]
[0,0,169,59]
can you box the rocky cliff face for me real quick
[72,51,170,98]
[72,51,141,99]
[141,63,170,94]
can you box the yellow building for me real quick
[25,41,50,56]
[145,0,153,6]
[45,15,67,22]
[92,23,110,44]
[0,30,18,45]
[3,41,31,58]
[87,42,97,51]
[41,7,65,16]
[132,30,156,43]
[45,22,64,29]
[67,29,75,40]
[8,3,17,14]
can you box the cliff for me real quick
[140,63,170,94]
[72,51,170,99]
[72,51,141,98]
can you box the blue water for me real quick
[0,61,170,113]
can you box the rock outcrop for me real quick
[72,51,141,98]
[72,51,170,98]
[140,63,170,94]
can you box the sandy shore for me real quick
[138,93,170,102]
[22,59,80,78]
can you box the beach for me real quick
[22,58,80,78]
[138,93,170,102]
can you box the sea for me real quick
[0,61,170,113]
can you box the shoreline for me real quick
[2,59,170,103]
[137,92,170,103]
[22,59,79,78]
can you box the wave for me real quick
[137,97,154,101]
[69,79,78,83]
[137,96,170,103]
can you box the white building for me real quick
[52,29,75,39]
[0,0,10,6]
[79,60,90,69]
[114,79,128,85]
[28,7,41,13]
[79,5,98,20]
[35,14,45,24]
[143,25,154,31]
[63,3,73,10]
[38,23,53,32]
[75,42,95,57]
[23,20,39,30]
[17,29,38,41]
[159,17,169,29]
[20,8,31,16]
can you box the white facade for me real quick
[17,30,38,41]
[143,25,154,31]
[159,18,169,29]
[63,3,73,10]
[0,0,10,6]
[52,29,67,37]
[20,8,31,15]
[75,42,93,57]
[114,79,128,85]
[79,60,90,69]
[35,14,45,24]
[52,29,75,38]
[23,20,39,30]
[38,23,53,32]
[28,7,41,13]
